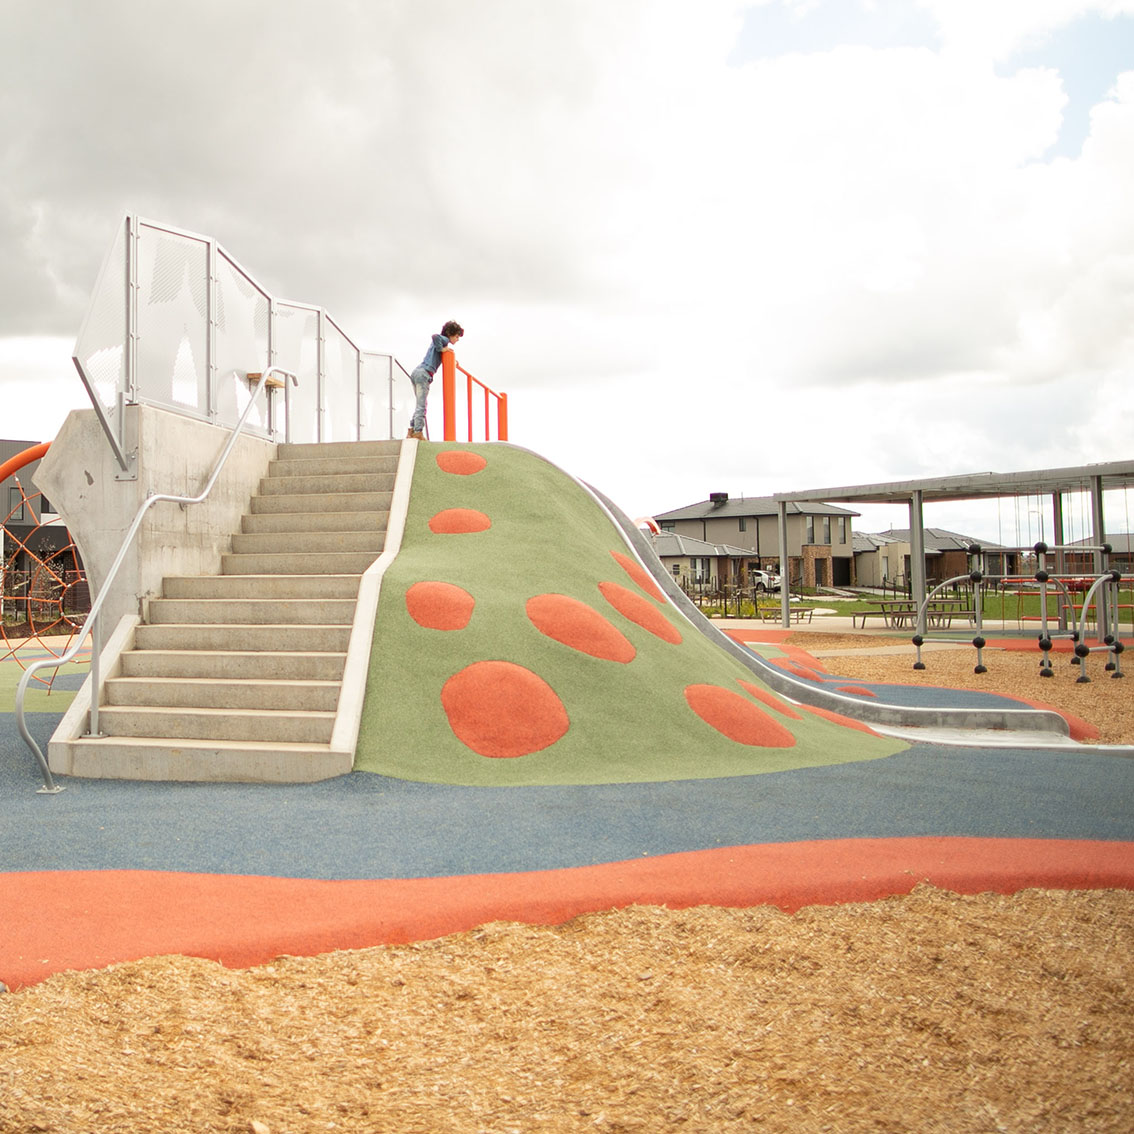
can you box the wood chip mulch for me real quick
[1,887,1131,1133]
[3,632,1131,1132]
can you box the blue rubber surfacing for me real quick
[3,710,1132,882]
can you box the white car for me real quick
[751,570,781,592]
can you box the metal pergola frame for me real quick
[771,459,1134,628]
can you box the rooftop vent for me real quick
[709,492,729,508]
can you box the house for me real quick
[654,492,857,589]
[1064,533,1134,574]
[855,527,1017,589]
[649,530,759,593]
[851,531,905,588]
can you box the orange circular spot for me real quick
[801,705,880,735]
[405,581,475,631]
[610,550,666,602]
[783,646,828,672]
[442,661,569,758]
[598,581,682,644]
[773,658,824,681]
[526,594,636,663]
[428,508,492,534]
[436,450,487,475]
[684,684,797,747]
[737,680,803,720]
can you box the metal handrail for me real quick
[445,354,508,442]
[14,367,296,793]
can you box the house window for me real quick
[805,516,814,544]
[822,517,831,545]
[738,517,747,532]
[838,516,847,543]
[660,521,675,532]
[7,487,24,523]
[671,563,681,576]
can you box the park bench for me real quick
[756,605,814,624]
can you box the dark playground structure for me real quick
[911,540,1130,679]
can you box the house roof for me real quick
[1069,532,1133,553]
[852,531,902,554]
[656,495,858,522]
[651,532,756,559]
[876,527,1009,552]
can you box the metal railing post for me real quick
[442,351,457,441]
[86,615,103,737]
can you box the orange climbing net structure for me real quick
[1,447,89,689]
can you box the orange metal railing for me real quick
[440,351,509,442]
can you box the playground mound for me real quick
[2,885,1130,1133]
[785,631,1134,746]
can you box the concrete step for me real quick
[133,624,353,652]
[96,704,335,744]
[249,491,392,515]
[240,510,389,535]
[146,597,356,625]
[162,574,362,600]
[105,676,341,712]
[277,440,401,460]
[257,472,396,496]
[221,550,380,575]
[67,437,405,782]
[230,530,384,555]
[119,649,348,681]
[268,455,399,478]
[60,735,351,783]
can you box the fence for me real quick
[72,215,443,473]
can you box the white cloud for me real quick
[0,337,84,443]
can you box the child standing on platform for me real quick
[407,320,464,439]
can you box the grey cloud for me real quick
[1,0,638,337]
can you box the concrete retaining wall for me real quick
[36,406,276,630]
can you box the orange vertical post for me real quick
[497,392,508,441]
[442,350,457,441]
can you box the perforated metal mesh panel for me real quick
[215,250,270,435]
[72,215,407,448]
[274,302,320,443]
[135,223,209,416]
[360,352,396,440]
[72,220,128,429]
[323,317,359,443]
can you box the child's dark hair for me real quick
[441,320,464,338]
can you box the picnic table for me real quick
[852,597,974,630]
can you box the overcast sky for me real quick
[3,0,1133,541]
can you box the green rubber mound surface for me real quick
[356,443,907,785]
[1,656,85,714]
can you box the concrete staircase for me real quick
[59,439,402,782]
